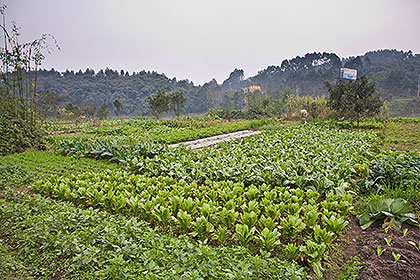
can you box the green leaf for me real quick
[390,198,413,215]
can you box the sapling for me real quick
[392,252,406,263]
[384,237,392,247]
[377,245,386,256]
[408,240,420,251]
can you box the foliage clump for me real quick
[0,6,56,155]
[358,198,419,230]
[326,76,383,127]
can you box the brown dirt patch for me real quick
[332,215,420,280]
[45,129,82,135]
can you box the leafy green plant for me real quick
[259,215,278,231]
[304,209,319,228]
[377,245,385,256]
[265,204,281,220]
[363,150,420,194]
[408,240,420,251]
[358,198,419,229]
[392,252,405,263]
[139,200,155,221]
[175,210,192,233]
[323,214,348,235]
[284,243,301,262]
[214,226,229,245]
[126,196,141,216]
[220,208,239,230]
[257,228,281,252]
[241,211,258,228]
[235,224,255,247]
[181,197,198,216]
[313,225,334,244]
[384,237,392,247]
[154,206,171,231]
[191,216,212,241]
[280,216,306,241]
[301,240,326,278]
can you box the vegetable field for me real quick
[1,118,420,279]
[129,124,380,191]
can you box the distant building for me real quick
[243,85,261,92]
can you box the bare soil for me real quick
[332,216,420,280]
[45,129,82,135]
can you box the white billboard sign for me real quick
[340,68,357,81]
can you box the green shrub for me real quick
[0,114,44,155]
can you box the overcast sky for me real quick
[2,0,420,85]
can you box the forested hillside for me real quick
[36,68,208,116]
[35,49,420,117]
[247,50,420,98]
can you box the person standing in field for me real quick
[300,109,308,123]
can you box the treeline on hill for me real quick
[249,50,420,99]
[33,49,420,119]
[35,68,208,117]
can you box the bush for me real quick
[0,114,44,155]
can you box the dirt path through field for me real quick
[168,130,261,150]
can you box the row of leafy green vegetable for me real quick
[68,119,268,144]
[54,137,165,165]
[315,118,385,130]
[42,118,126,132]
[50,119,270,164]
[362,150,420,195]
[0,151,123,187]
[43,115,240,136]
[83,116,227,136]
[1,188,307,279]
[128,125,381,194]
[32,169,352,277]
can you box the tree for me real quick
[0,5,58,155]
[37,90,60,119]
[113,99,122,116]
[64,103,81,117]
[326,76,383,127]
[169,91,186,117]
[83,104,96,119]
[148,89,170,119]
[222,91,235,120]
[97,103,109,120]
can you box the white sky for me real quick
[3,0,420,85]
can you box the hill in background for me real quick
[36,49,420,117]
